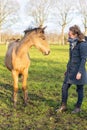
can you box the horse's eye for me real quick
[42,37,45,40]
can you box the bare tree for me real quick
[54,0,74,45]
[26,0,54,27]
[78,0,87,35]
[0,0,19,42]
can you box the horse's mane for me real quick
[24,27,44,34]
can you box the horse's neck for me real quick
[16,35,32,56]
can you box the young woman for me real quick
[58,25,87,113]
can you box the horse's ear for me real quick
[42,26,47,30]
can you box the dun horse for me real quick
[5,26,50,107]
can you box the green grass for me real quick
[0,44,87,130]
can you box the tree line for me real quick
[0,0,87,45]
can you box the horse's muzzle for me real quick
[44,50,50,55]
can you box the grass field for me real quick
[0,44,87,130]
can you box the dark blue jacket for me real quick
[64,40,87,85]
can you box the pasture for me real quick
[0,44,87,130]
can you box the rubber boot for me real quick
[56,103,67,113]
[72,107,81,114]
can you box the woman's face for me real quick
[68,30,77,39]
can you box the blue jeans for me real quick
[62,83,84,108]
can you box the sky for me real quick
[10,0,32,34]
[5,0,85,34]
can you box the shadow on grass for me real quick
[0,82,58,109]
[28,93,58,108]
[0,83,13,106]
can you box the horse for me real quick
[5,26,50,107]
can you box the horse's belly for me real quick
[5,49,13,71]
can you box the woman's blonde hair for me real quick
[69,25,85,41]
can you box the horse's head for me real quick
[24,26,50,55]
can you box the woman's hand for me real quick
[76,72,81,80]
[64,71,67,76]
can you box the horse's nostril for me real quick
[43,50,50,55]
[46,50,50,55]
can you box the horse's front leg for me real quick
[12,70,18,107]
[22,68,28,105]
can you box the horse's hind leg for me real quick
[12,70,18,107]
[22,69,28,105]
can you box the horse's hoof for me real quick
[24,99,29,106]
[13,102,17,108]
[24,102,27,107]
[24,96,29,106]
